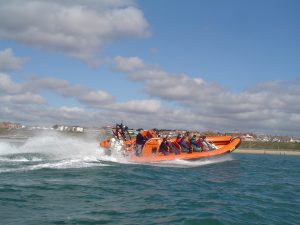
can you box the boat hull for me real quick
[129,136,241,162]
[100,134,241,163]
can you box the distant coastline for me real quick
[234,148,300,156]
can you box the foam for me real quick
[0,156,42,162]
[146,154,234,168]
[0,132,100,160]
[0,159,107,173]
[0,132,110,173]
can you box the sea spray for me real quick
[0,131,106,173]
[0,131,99,159]
[98,138,132,164]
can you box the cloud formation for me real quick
[1,49,300,135]
[0,73,24,94]
[0,72,165,127]
[0,0,150,63]
[113,56,300,134]
[0,48,28,71]
[113,99,161,114]
[0,73,45,104]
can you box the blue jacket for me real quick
[136,133,146,145]
[190,137,199,147]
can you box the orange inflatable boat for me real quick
[100,124,241,163]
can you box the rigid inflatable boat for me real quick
[100,124,241,163]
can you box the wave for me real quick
[0,155,42,162]
[0,131,100,159]
[0,132,112,173]
[0,159,108,173]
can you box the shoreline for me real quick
[234,148,300,156]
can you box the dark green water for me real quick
[0,134,299,224]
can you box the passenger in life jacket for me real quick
[135,129,147,156]
[189,135,201,152]
[199,136,215,151]
[178,135,192,153]
[159,137,169,155]
[166,136,180,155]
[176,134,182,143]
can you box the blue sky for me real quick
[0,0,300,135]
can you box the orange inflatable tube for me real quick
[100,130,241,163]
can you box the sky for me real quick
[0,0,300,135]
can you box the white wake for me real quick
[0,132,110,173]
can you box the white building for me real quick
[242,134,255,141]
[54,125,84,133]
[290,138,300,143]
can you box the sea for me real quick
[0,130,299,225]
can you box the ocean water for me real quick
[0,132,299,225]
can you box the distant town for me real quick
[1,121,299,143]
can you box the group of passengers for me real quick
[135,129,216,156]
[171,132,216,154]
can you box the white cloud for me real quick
[78,90,115,106]
[0,73,45,106]
[57,106,88,120]
[113,56,145,72]
[113,56,170,81]
[1,52,300,134]
[0,48,28,71]
[0,93,45,105]
[113,56,222,100]
[0,73,24,94]
[0,0,150,63]
[113,99,161,113]
[32,77,86,97]
[59,106,85,113]
[0,73,115,110]
[112,56,300,134]
[24,76,115,107]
